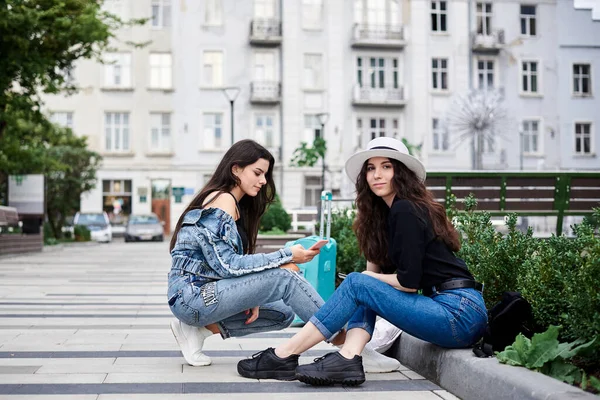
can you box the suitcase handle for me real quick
[319,191,333,240]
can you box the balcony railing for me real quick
[250,81,281,104]
[250,18,282,45]
[352,86,406,107]
[352,23,406,48]
[471,29,505,53]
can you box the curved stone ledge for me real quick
[391,333,597,400]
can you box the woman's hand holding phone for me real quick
[290,244,319,264]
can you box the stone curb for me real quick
[392,333,597,400]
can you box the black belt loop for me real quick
[423,279,483,296]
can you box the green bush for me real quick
[73,225,91,242]
[259,196,292,233]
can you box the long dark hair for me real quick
[169,139,276,253]
[353,158,460,267]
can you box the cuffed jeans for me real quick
[168,268,324,339]
[309,272,488,348]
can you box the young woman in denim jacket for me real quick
[168,139,330,368]
[238,137,488,386]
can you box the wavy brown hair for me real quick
[353,158,460,267]
[169,140,276,254]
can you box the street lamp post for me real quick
[222,87,240,145]
[316,112,329,196]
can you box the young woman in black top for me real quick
[238,137,487,386]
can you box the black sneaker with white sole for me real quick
[295,352,365,386]
[237,347,299,381]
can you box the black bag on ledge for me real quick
[473,291,533,358]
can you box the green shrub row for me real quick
[259,195,292,233]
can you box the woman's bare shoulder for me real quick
[203,191,238,220]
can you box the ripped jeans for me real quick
[168,267,324,338]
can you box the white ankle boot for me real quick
[170,319,212,366]
[361,345,401,373]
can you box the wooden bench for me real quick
[0,206,19,229]
[426,172,600,235]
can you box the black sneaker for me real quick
[237,348,299,381]
[295,352,365,386]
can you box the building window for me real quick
[302,0,323,29]
[356,56,399,89]
[151,0,171,28]
[202,51,223,87]
[432,118,449,151]
[149,113,171,152]
[354,0,400,27]
[369,118,386,140]
[521,119,540,154]
[104,112,130,152]
[520,5,536,36]
[575,123,592,155]
[304,114,322,143]
[102,179,132,227]
[431,1,447,32]
[203,113,224,149]
[573,64,592,96]
[521,61,539,94]
[149,53,172,89]
[254,0,276,18]
[205,0,223,26]
[303,176,322,207]
[255,114,275,148]
[50,112,74,129]
[477,59,494,90]
[104,53,132,88]
[431,58,448,91]
[304,54,323,89]
[254,51,276,81]
[356,117,398,143]
[476,2,492,35]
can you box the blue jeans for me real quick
[168,268,324,338]
[309,272,488,348]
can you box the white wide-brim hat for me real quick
[345,137,426,183]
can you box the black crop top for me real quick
[226,192,249,254]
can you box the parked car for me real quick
[73,212,112,243]
[124,213,164,242]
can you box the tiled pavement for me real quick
[0,240,460,400]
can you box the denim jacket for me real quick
[170,208,293,286]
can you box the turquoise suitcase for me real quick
[286,191,337,326]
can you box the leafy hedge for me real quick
[259,195,292,233]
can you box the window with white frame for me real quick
[151,0,171,28]
[149,53,172,89]
[303,114,322,143]
[205,0,223,25]
[104,53,132,88]
[476,2,492,35]
[354,0,400,26]
[202,51,223,87]
[303,176,322,207]
[521,60,539,94]
[477,59,495,90]
[356,117,398,142]
[520,5,536,36]
[431,58,448,91]
[431,1,447,32]
[432,118,449,151]
[103,0,127,19]
[104,112,130,152]
[356,56,399,89]
[255,114,276,148]
[302,0,323,29]
[254,0,275,18]
[304,54,323,89]
[573,64,592,96]
[574,123,592,155]
[254,51,275,81]
[50,112,74,129]
[149,113,171,152]
[203,113,224,149]
[521,119,540,154]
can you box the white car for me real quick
[73,212,112,243]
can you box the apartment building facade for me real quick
[42,0,600,232]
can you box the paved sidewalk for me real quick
[0,240,458,399]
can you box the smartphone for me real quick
[309,239,328,251]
